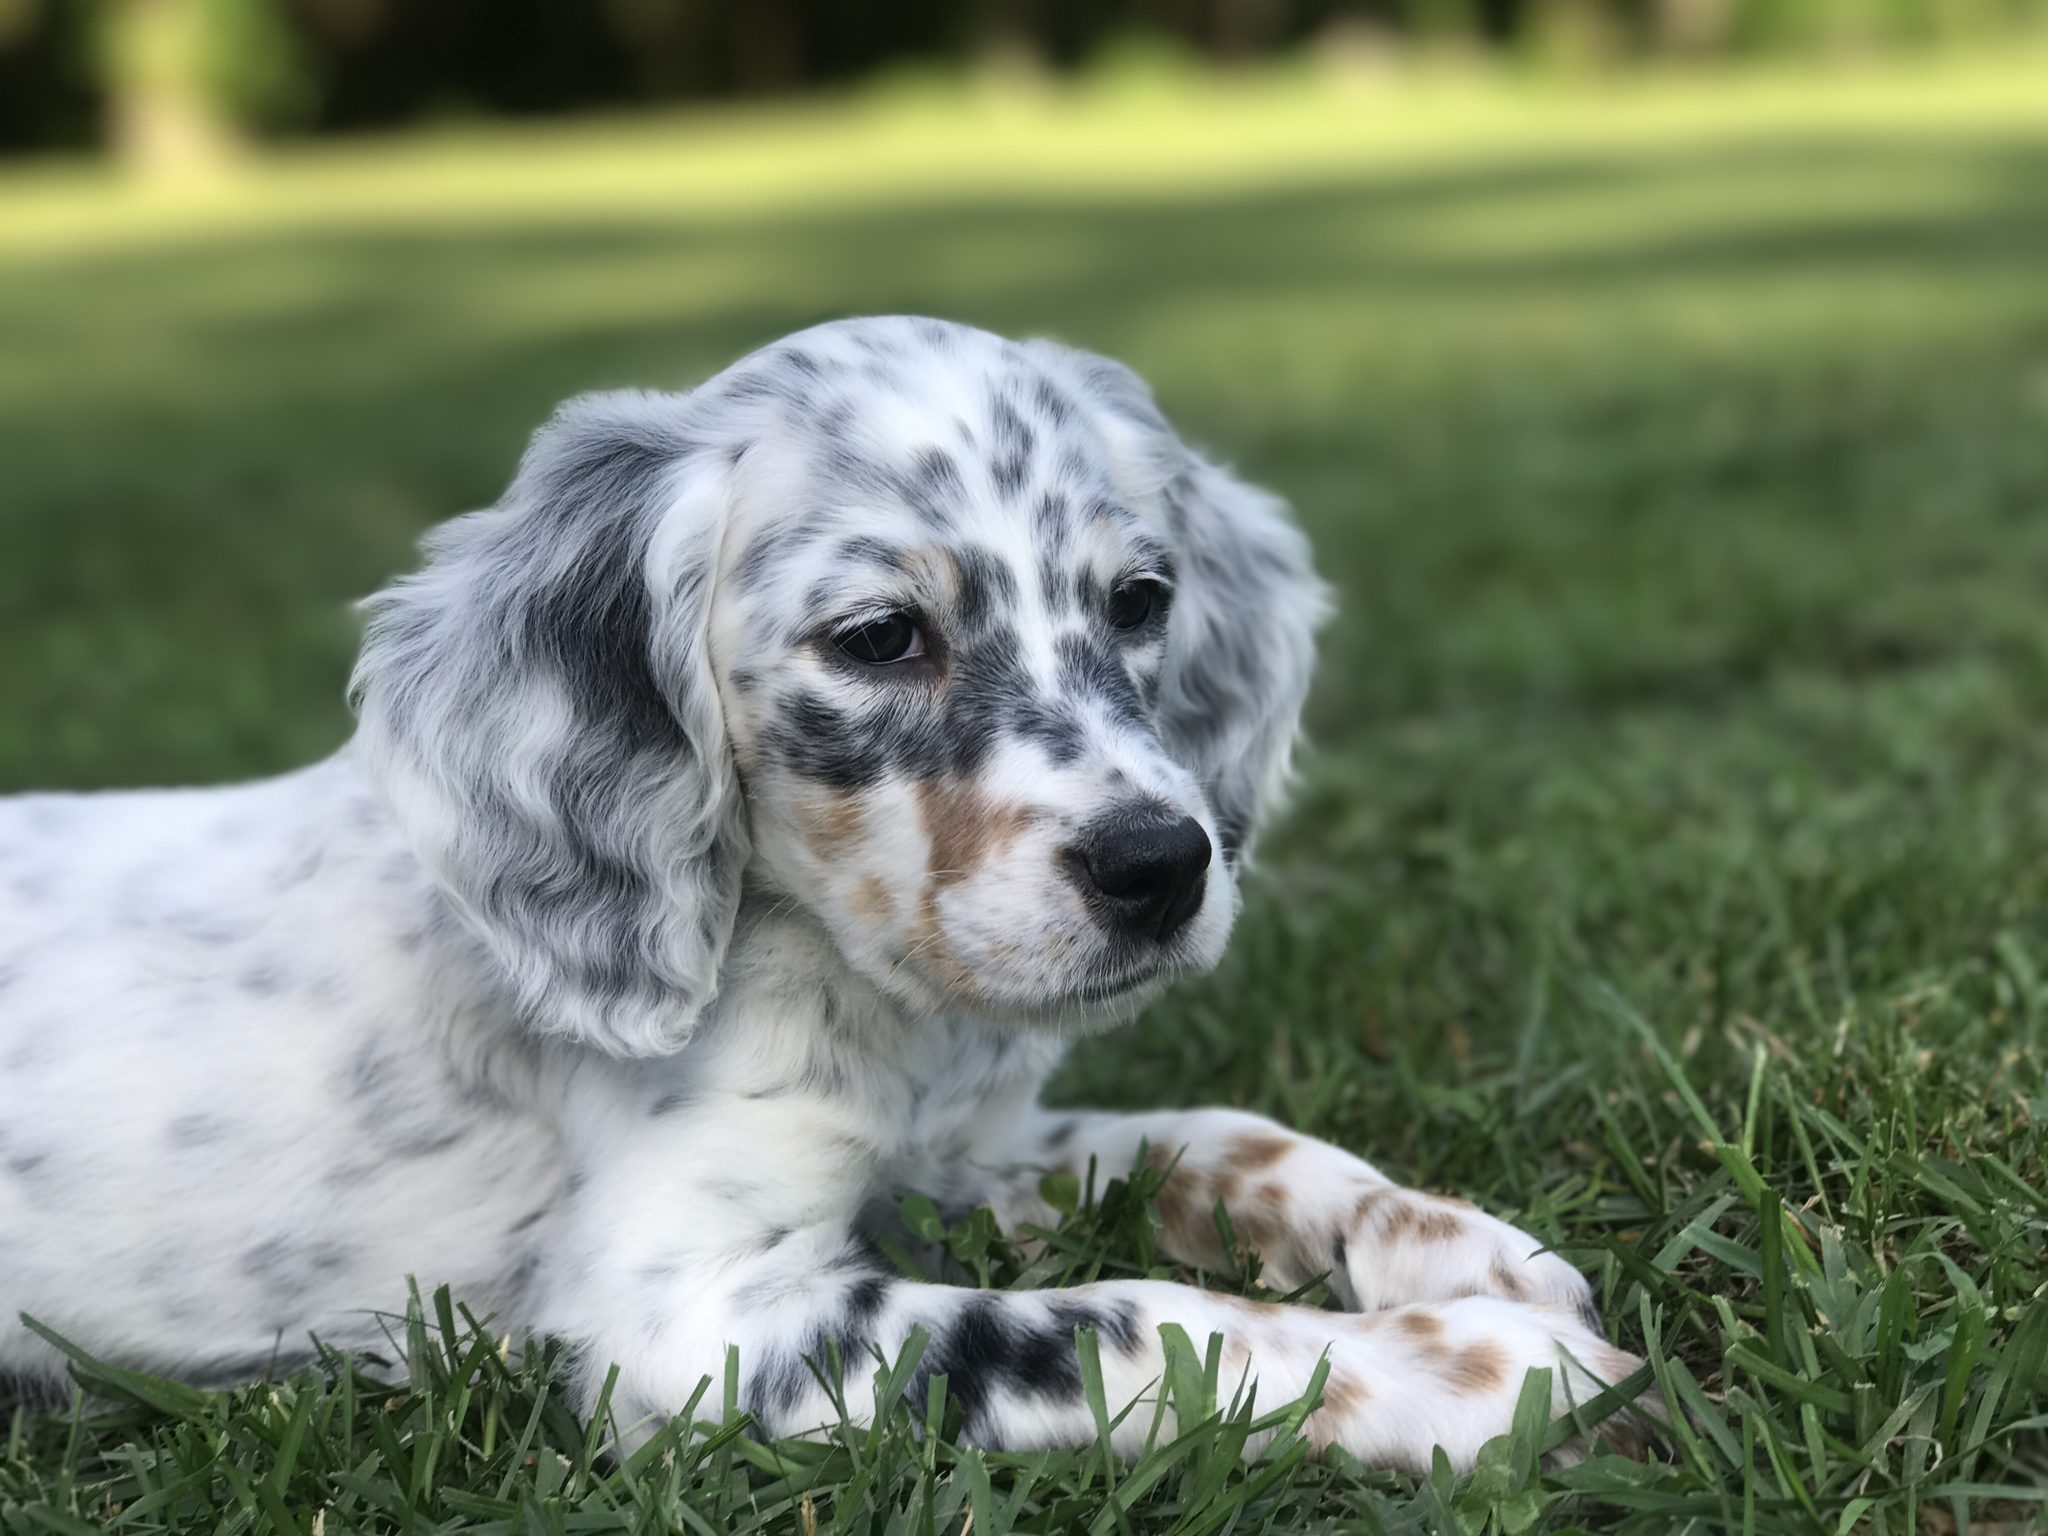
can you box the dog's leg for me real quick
[982,1109,1600,1323]
[587,1232,1643,1470]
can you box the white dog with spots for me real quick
[0,317,1651,1469]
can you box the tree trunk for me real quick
[104,0,241,177]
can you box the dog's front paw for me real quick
[1339,1189,1600,1330]
[1316,1297,1655,1474]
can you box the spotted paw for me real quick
[1339,1188,1600,1330]
[1315,1297,1656,1474]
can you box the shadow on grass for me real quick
[3,133,2048,788]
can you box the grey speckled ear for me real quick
[349,391,747,1057]
[1050,346,1330,863]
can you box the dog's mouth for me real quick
[980,956,1177,1026]
[1061,960,1171,1003]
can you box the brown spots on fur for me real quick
[1255,1181,1290,1209]
[1228,1132,1295,1172]
[1306,1369,1371,1451]
[902,545,964,609]
[1145,1149,1216,1260]
[800,792,867,859]
[1140,1144,1284,1266]
[916,780,1033,888]
[1320,1369,1369,1416]
[909,894,981,999]
[1413,1207,1467,1243]
[849,877,894,925]
[901,779,1035,1001]
[1445,1341,1509,1395]
[1395,1308,1445,1342]
[1368,1196,1466,1245]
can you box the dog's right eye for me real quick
[834,612,926,666]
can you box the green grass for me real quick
[5,47,2048,1535]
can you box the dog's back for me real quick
[0,757,559,1385]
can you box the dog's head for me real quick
[352,318,1325,1056]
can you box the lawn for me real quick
[3,46,2048,1534]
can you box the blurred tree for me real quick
[90,0,306,172]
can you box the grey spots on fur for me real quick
[778,347,825,380]
[912,447,964,504]
[157,906,254,947]
[756,1266,894,1426]
[635,1253,685,1294]
[736,520,810,596]
[1031,373,1075,428]
[242,1236,354,1305]
[8,869,54,904]
[390,1125,471,1159]
[341,790,388,836]
[237,957,291,998]
[166,1113,230,1149]
[343,1039,399,1104]
[303,969,352,1008]
[837,535,912,574]
[2,1033,48,1075]
[987,390,1037,503]
[273,840,325,893]
[20,800,79,839]
[334,1037,492,1161]
[321,1161,379,1191]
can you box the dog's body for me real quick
[1,318,1643,1469]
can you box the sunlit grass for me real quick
[2,48,2047,1534]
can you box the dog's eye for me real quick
[835,612,926,666]
[1107,578,1164,632]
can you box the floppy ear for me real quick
[349,390,747,1058]
[1066,350,1330,863]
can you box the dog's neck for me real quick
[714,884,1066,1087]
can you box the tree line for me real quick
[2,0,2041,164]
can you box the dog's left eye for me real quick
[835,612,926,666]
[1107,578,1165,631]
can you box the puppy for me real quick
[0,316,1645,1468]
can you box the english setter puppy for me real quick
[0,316,1646,1470]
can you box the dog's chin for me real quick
[948,958,1188,1033]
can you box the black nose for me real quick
[1070,810,1212,944]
